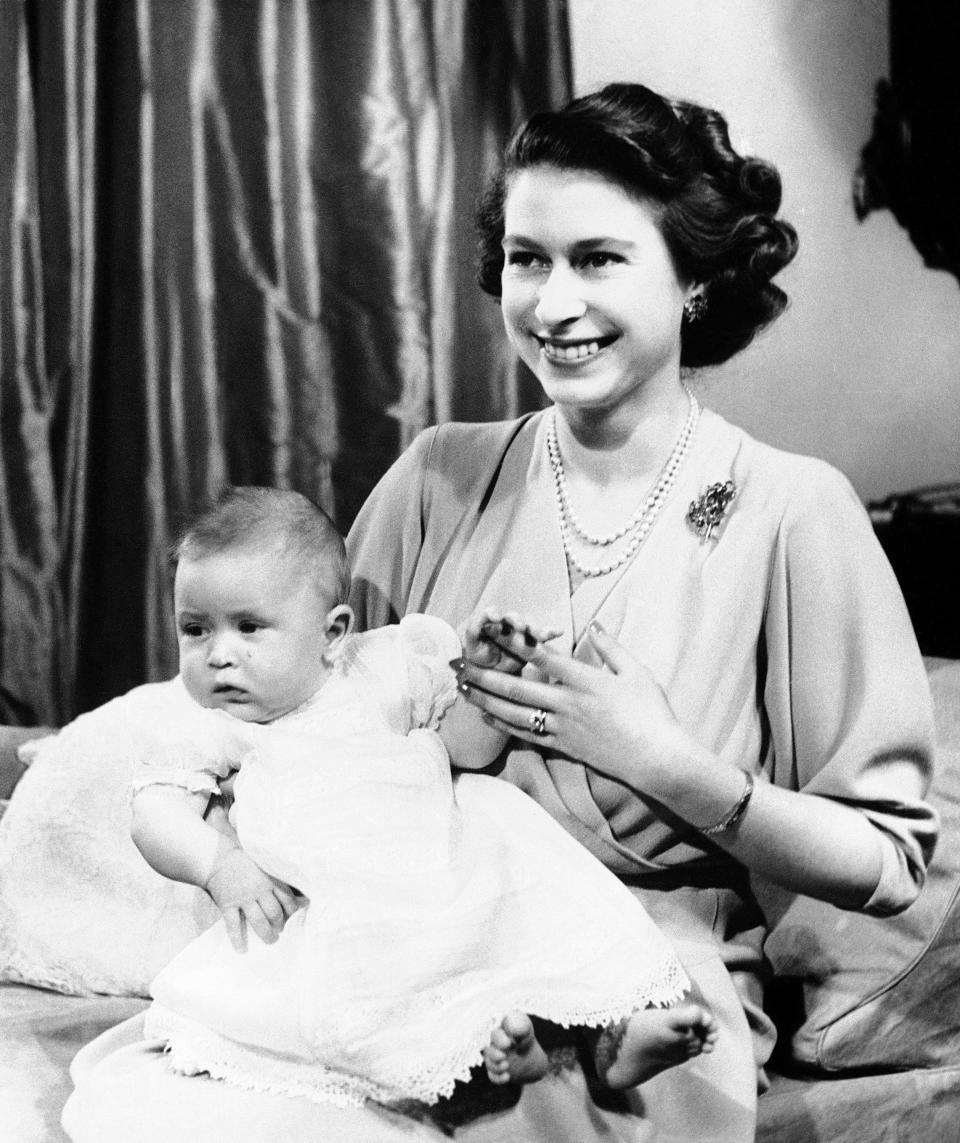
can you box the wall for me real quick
[569,0,960,501]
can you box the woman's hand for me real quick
[461,607,563,674]
[454,620,691,794]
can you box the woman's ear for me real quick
[321,604,355,663]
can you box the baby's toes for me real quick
[489,1025,517,1053]
[500,1011,534,1045]
[483,1049,511,1084]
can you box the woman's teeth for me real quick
[540,339,604,362]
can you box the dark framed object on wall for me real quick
[854,1,960,285]
[869,485,960,660]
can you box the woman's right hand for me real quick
[454,619,695,797]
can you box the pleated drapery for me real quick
[0,0,571,723]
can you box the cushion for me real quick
[757,1065,960,1143]
[0,725,47,801]
[0,722,219,997]
[761,657,960,1071]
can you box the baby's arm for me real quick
[131,784,299,952]
[439,608,561,771]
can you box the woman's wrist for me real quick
[642,734,753,832]
[698,771,754,835]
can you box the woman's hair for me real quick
[173,486,351,607]
[476,83,798,367]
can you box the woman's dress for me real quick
[344,406,937,1138]
[137,615,690,1108]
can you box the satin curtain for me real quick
[0,0,570,723]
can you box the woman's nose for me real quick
[534,265,587,327]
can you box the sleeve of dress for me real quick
[762,458,938,917]
[346,427,438,630]
[395,614,462,731]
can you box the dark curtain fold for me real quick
[0,0,571,723]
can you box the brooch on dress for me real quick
[688,480,737,542]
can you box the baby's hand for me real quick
[203,848,301,953]
[461,608,562,675]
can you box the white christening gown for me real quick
[140,615,689,1107]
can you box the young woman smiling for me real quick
[347,83,936,1141]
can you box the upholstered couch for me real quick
[2,658,959,1143]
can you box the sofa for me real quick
[2,658,959,1143]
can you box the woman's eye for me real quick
[580,251,621,270]
[504,250,546,271]
[181,624,204,639]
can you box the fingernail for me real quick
[481,712,495,725]
[589,620,605,636]
[449,658,465,671]
[458,681,471,695]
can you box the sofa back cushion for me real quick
[0,718,218,997]
[762,656,960,1071]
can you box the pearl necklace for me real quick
[546,385,700,579]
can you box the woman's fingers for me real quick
[464,686,552,737]
[586,621,637,676]
[456,659,558,709]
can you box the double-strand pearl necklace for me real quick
[547,384,700,579]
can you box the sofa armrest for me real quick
[0,726,55,800]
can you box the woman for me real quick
[345,83,937,1141]
[63,83,935,1143]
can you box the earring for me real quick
[683,293,708,322]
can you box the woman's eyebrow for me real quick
[501,233,543,248]
[501,234,636,251]
[570,237,635,252]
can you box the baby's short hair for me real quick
[173,486,350,606]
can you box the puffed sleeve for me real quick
[125,679,252,797]
[395,614,461,731]
[762,458,937,916]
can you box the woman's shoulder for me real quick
[700,406,863,522]
[417,412,543,468]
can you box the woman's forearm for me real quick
[438,695,510,771]
[650,737,886,908]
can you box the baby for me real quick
[129,485,716,1107]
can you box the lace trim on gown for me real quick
[147,941,689,1108]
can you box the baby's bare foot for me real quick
[594,1002,719,1089]
[482,1012,549,1087]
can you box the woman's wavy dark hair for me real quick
[476,83,798,368]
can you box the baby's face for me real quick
[174,545,334,723]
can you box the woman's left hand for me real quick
[453,621,690,793]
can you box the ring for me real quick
[528,708,548,736]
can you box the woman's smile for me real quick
[536,334,619,363]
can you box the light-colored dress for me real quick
[137,615,689,1108]
[344,406,938,1139]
